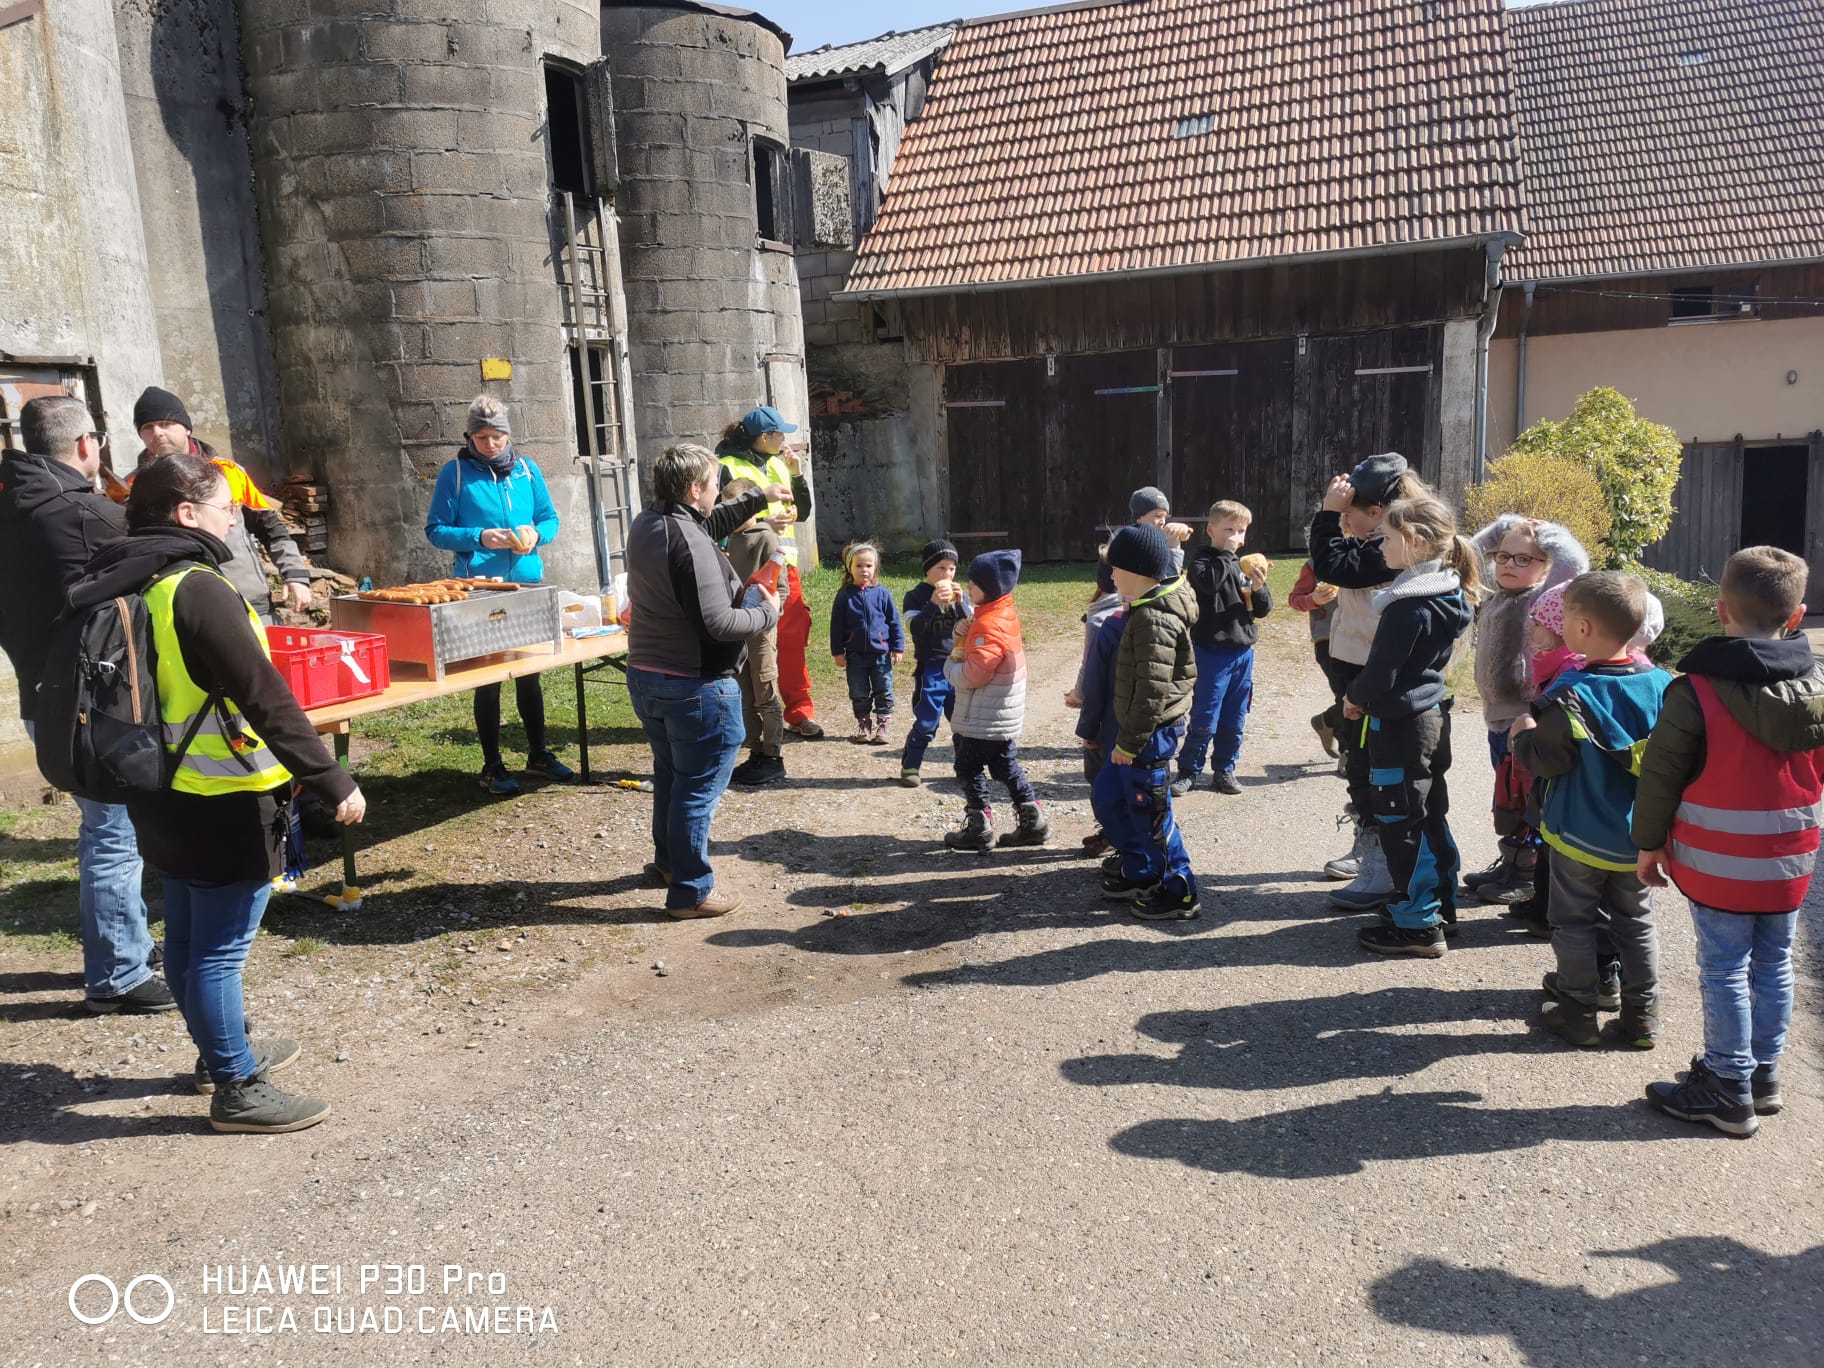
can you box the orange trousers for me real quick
[776,565,815,725]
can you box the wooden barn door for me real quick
[1292,325,1444,517]
[1641,440,1742,586]
[1053,350,1160,560]
[942,358,1046,557]
[1169,340,1297,549]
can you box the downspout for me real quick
[1472,237,1511,485]
[1514,281,1536,443]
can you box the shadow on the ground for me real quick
[1370,1239,1824,1366]
[1111,1086,1703,1179]
[1061,986,1541,1092]
[0,1062,201,1146]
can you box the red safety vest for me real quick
[1665,675,1824,914]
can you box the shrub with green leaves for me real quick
[1464,449,1613,562]
[1506,387,1682,566]
[1635,566,1717,667]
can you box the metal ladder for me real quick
[557,190,640,592]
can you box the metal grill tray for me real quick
[329,584,563,680]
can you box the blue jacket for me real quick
[1531,661,1671,871]
[1076,607,1126,759]
[424,448,560,584]
[830,583,905,657]
[901,581,971,662]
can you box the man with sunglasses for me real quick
[0,395,175,1013]
[131,387,311,623]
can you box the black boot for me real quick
[997,802,1051,848]
[944,808,995,853]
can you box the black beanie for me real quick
[1106,523,1172,581]
[921,538,959,574]
[133,386,192,433]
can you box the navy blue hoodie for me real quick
[1345,561,1475,719]
[902,580,971,662]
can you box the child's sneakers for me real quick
[1542,969,1620,1012]
[1209,769,1242,796]
[1539,998,1601,1047]
[867,717,892,745]
[1100,867,1156,902]
[1752,1064,1784,1115]
[1131,878,1199,921]
[1646,1059,1758,1137]
[898,768,921,788]
[996,802,1050,848]
[1601,1004,1659,1051]
[1356,922,1446,958]
[944,809,995,853]
[1467,846,1536,904]
[1311,711,1338,758]
[1169,773,1195,797]
[851,720,875,744]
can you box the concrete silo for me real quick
[237,0,607,586]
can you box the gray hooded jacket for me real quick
[1470,515,1591,727]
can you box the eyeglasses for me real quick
[1493,552,1540,568]
[80,431,109,450]
[193,498,239,515]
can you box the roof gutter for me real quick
[1508,251,1824,288]
[834,232,1521,302]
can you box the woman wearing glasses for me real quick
[1464,515,1591,908]
[66,450,367,1134]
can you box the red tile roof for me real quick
[1507,0,1824,282]
[843,0,1526,296]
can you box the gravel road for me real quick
[3,625,1819,1367]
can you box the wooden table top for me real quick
[307,633,628,734]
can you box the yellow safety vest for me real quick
[718,451,799,566]
[145,566,293,796]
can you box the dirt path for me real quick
[3,619,1820,1365]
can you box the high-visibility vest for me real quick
[1666,675,1824,913]
[718,450,798,566]
[144,566,293,796]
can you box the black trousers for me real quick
[1366,703,1461,928]
[473,675,548,767]
[953,735,1036,815]
[1322,651,1374,816]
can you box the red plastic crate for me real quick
[266,626,391,709]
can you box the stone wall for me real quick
[113,0,281,478]
[238,0,601,589]
[600,4,811,548]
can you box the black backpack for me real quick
[34,562,220,803]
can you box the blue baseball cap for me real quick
[739,405,799,439]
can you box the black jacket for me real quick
[1345,564,1474,719]
[1307,509,1393,589]
[626,493,778,679]
[1187,546,1272,649]
[0,448,127,721]
[68,527,354,882]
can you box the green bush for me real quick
[1635,566,1716,667]
[1506,387,1682,566]
[1464,449,1613,562]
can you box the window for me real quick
[1670,283,1758,324]
[544,63,591,197]
[753,137,792,244]
[1172,114,1215,139]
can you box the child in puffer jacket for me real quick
[1464,515,1591,906]
[943,549,1049,853]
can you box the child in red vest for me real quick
[1634,546,1824,1137]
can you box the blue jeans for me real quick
[902,658,954,770]
[1690,900,1797,1082]
[844,653,894,723]
[1177,642,1254,776]
[627,668,744,910]
[162,876,270,1082]
[1092,723,1195,895]
[25,720,155,997]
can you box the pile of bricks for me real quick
[279,477,330,557]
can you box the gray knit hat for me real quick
[1129,486,1169,519]
[465,394,511,437]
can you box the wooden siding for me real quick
[889,248,1490,365]
[1496,263,1824,339]
[1642,440,1742,587]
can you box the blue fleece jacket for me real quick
[830,583,905,657]
[902,581,971,662]
[1075,606,1126,758]
[424,447,560,584]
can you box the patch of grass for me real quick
[282,936,328,959]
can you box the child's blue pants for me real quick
[1177,642,1254,776]
[1092,723,1196,896]
[902,658,954,771]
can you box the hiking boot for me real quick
[1131,879,1200,921]
[866,719,891,745]
[1505,896,1552,939]
[1599,959,1622,1010]
[1540,998,1601,1048]
[1463,855,1508,896]
[730,752,787,788]
[850,722,873,744]
[899,769,922,788]
[1328,831,1394,911]
[669,889,744,919]
[997,802,1050,848]
[1543,970,1619,1012]
[641,862,672,887]
[526,751,575,781]
[1168,773,1195,798]
[1100,869,1157,902]
[479,763,520,797]
[1324,816,1368,881]
[194,1037,301,1095]
[1602,1005,1660,1051]
[1080,829,1111,857]
[148,942,164,972]
[944,810,995,853]
[85,976,178,1015]
[785,718,824,739]
[1646,1059,1758,1138]
[1475,847,1536,905]
[1356,922,1445,957]
[209,1070,331,1134]
[1100,851,1127,879]
[1311,712,1338,758]
[1752,1064,1783,1115]
[1209,769,1242,796]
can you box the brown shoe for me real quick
[668,889,744,919]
